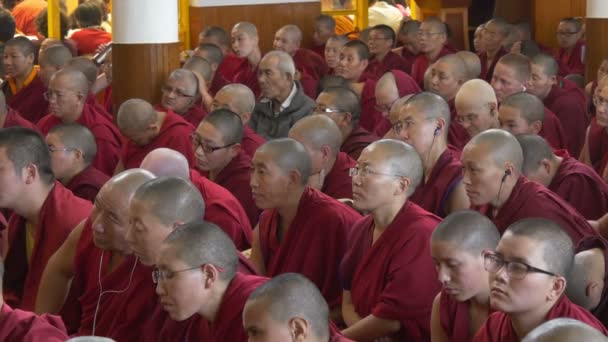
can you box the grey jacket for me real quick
[250,82,315,140]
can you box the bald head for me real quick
[116,99,158,134]
[140,148,190,180]
[202,108,244,145]
[435,54,468,82]
[277,24,303,45]
[215,84,256,117]
[288,114,343,155]
[5,36,35,58]
[399,91,451,127]
[318,86,361,126]
[496,53,531,83]
[567,240,606,311]
[194,43,223,69]
[50,67,90,96]
[456,51,482,79]
[233,22,258,37]
[364,139,423,195]
[183,56,213,83]
[455,79,498,110]
[516,134,555,176]
[486,18,511,37]
[48,123,97,165]
[466,128,524,172]
[422,17,447,34]
[39,44,72,68]
[67,57,99,85]
[431,210,500,255]
[500,92,545,124]
[523,318,608,342]
[376,72,399,100]
[530,53,559,78]
[256,138,312,185]
[100,168,156,206]
[167,68,199,95]
[245,273,330,340]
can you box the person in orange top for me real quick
[11,0,46,37]
[69,2,112,56]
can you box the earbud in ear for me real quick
[501,169,511,182]
[434,126,441,136]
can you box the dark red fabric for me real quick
[155,102,208,128]
[544,83,588,156]
[0,303,68,342]
[439,290,472,342]
[70,29,112,56]
[411,46,453,87]
[209,72,230,96]
[322,152,356,200]
[540,106,567,151]
[242,125,265,159]
[310,43,326,61]
[37,102,122,176]
[121,109,195,170]
[548,150,608,220]
[101,86,113,115]
[214,150,261,226]
[588,117,608,173]
[258,187,360,309]
[340,201,441,340]
[217,53,246,85]
[232,63,260,99]
[476,176,597,245]
[478,47,507,82]
[472,296,608,341]
[363,51,411,81]
[65,165,109,203]
[410,147,463,217]
[556,40,585,77]
[576,236,608,327]
[341,126,379,161]
[447,99,471,150]
[394,69,422,97]
[211,273,267,341]
[189,169,252,250]
[1,75,48,124]
[3,108,36,129]
[399,49,419,75]
[360,79,382,134]
[293,48,329,81]
[3,182,93,311]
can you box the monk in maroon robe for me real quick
[374,70,422,136]
[0,303,68,341]
[430,210,500,342]
[157,68,208,127]
[115,99,195,172]
[46,123,109,202]
[250,139,360,319]
[411,18,453,87]
[1,37,48,124]
[197,25,244,94]
[154,220,267,342]
[341,139,441,341]
[0,91,36,130]
[314,86,379,160]
[231,22,263,98]
[478,19,509,82]
[394,19,422,74]
[363,24,410,81]
[311,14,335,58]
[462,129,597,245]
[386,92,470,217]
[582,76,608,177]
[555,18,585,76]
[455,79,500,139]
[529,53,587,156]
[518,134,608,220]
[193,109,261,226]
[473,219,608,341]
[37,69,121,176]
[0,128,93,313]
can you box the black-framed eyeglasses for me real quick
[48,146,79,154]
[482,250,557,280]
[152,263,225,284]
[349,166,405,178]
[314,106,346,115]
[191,133,235,154]
[161,85,196,98]
[43,90,78,101]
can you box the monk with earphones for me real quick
[385,92,469,217]
[461,129,597,244]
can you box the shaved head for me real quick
[431,210,500,255]
[318,86,361,126]
[455,79,498,109]
[486,18,511,36]
[39,44,72,68]
[523,318,608,342]
[315,14,335,31]
[435,54,468,82]
[567,241,606,311]
[167,68,199,95]
[288,114,342,154]
[202,108,244,145]
[233,22,258,37]
[530,53,559,78]
[67,57,99,85]
[516,134,554,175]
[277,24,303,44]
[245,273,330,340]
[116,99,158,134]
[48,123,97,164]
[200,26,229,50]
[140,148,190,180]
[422,17,447,34]
[456,51,482,79]
[215,84,256,116]
[183,56,213,83]
[194,43,223,68]
[100,168,156,208]
[257,138,312,185]
[466,128,524,172]
[500,92,545,124]
[5,36,35,57]
[364,139,423,195]
[399,91,451,126]
[496,53,531,83]
[163,220,238,281]
[400,19,421,35]
[51,67,90,95]
[376,72,399,101]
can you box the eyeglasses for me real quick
[594,96,608,109]
[556,31,580,36]
[43,90,78,101]
[416,31,443,38]
[482,250,557,280]
[368,36,392,42]
[152,263,224,284]
[349,166,405,178]
[191,133,235,154]
[48,146,78,154]
[314,106,346,115]
[161,85,196,98]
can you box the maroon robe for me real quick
[556,40,585,77]
[211,273,268,341]
[217,53,246,85]
[340,201,441,340]
[341,126,379,160]
[540,106,567,151]
[576,236,608,327]
[411,147,462,217]
[479,47,507,82]
[65,165,109,202]
[439,290,482,342]
[0,303,68,342]
[411,46,453,87]
[322,152,356,200]
[37,102,122,176]
[214,150,260,226]
[359,79,382,134]
[293,48,329,81]
[121,109,195,170]
[3,182,93,311]
[363,51,410,81]
[258,187,360,309]
[298,67,319,99]
[101,86,113,115]
[476,176,597,244]
[232,62,260,98]
[400,48,419,75]
[1,75,48,124]
[544,82,588,156]
[447,99,471,150]
[190,169,252,250]
[587,117,608,173]
[310,43,326,61]
[3,108,36,129]
[472,296,608,341]
[155,102,208,128]
[549,150,608,220]
[242,125,265,158]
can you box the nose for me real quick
[249,173,258,189]
[155,280,167,296]
[437,265,450,283]
[462,169,472,186]
[91,218,104,234]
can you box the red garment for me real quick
[556,40,585,76]
[212,273,267,341]
[85,93,113,122]
[588,118,608,173]
[293,48,329,81]
[340,201,441,340]
[363,51,411,81]
[540,106,567,151]
[0,303,68,342]
[70,28,112,56]
[473,296,608,341]
[439,290,476,342]
[394,69,422,97]
[576,236,608,327]
[476,176,597,245]
[3,182,93,311]
[548,150,608,220]
[544,82,588,156]
[360,79,382,134]
[341,126,379,160]
[11,0,46,37]
[217,54,246,85]
[310,44,326,61]
[258,187,360,309]
[411,46,453,87]
[38,102,122,176]
[299,68,319,99]
[233,62,260,98]
[322,152,356,199]
[410,147,462,217]
[447,99,471,150]
[155,102,208,128]
[479,47,508,82]
[210,72,230,96]
[1,75,48,124]
[65,165,110,203]
[101,86,113,115]
[400,49,419,75]
[214,150,261,226]
[242,125,265,159]
[189,169,252,250]
[3,108,36,129]
[121,109,195,170]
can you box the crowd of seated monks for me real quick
[2,8,608,341]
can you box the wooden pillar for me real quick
[112,0,180,109]
[586,0,608,82]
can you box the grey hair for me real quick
[263,50,296,78]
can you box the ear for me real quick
[529,120,542,135]
[288,168,303,186]
[549,75,558,86]
[436,117,447,132]
[361,59,369,70]
[319,144,332,162]
[74,149,86,162]
[241,111,252,124]
[229,143,241,157]
[549,276,567,300]
[22,163,38,185]
[503,162,516,178]
[540,158,552,175]
[288,317,309,341]
[488,102,498,116]
[201,263,221,289]
[396,176,411,195]
[341,112,353,127]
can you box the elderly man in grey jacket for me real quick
[251,51,315,139]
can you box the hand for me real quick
[307,169,326,190]
[589,220,600,232]
[510,41,522,54]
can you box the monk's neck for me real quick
[425,48,443,62]
[246,48,262,67]
[485,48,499,60]
[14,66,33,88]
[272,82,295,107]
[372,197,407,232]
[17,182,55,225]
[547,156,563,186]
[62,103,86,123]
[341,125,354,144]
[491,178,517,212]
[423,143,447,182]
[208,159,232,182]
[60,164,88,186]
[349,81,364,97]
[374,50,389,62]
[200,280,230,323]
[276,187,306,234]
[510,300,557,339]
[155,110,168,129]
